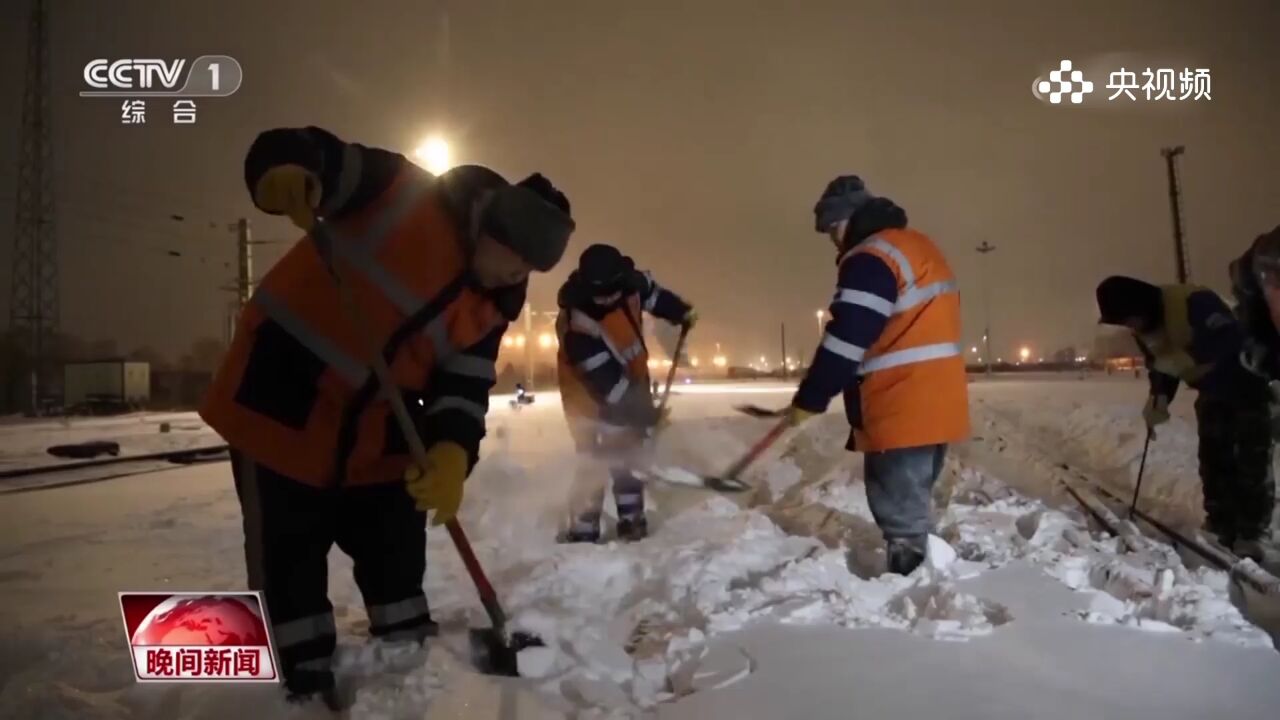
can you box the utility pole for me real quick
[975,241,997,376]
[779,323,788,379]
[1161,146,1189,283]
[9,0,58,414]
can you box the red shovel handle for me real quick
[445,519,507,630]
[722,419,790,481]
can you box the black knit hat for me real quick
[1096,275,1162,326]
[577,244,634,289]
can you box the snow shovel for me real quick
[733,404,786,419]
[700,417,791,492]
[655,324,690,414]
[310,218,541,677]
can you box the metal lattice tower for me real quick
[9,0,59,408]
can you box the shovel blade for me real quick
[469,628,544,677]
[700,475,752,493]
[733,404,784,419]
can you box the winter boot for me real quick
[886,538,927,576]
[616,515,649,542]
[558,512,602,544]
[1233,537,1267,562]
[1202,519,1237,549]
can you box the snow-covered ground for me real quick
[0,412,221,472]
[1,375,1278,720]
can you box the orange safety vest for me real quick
[199,167,505,487]
[845,228,970,451]
[557,295,649,427]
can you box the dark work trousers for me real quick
[231,450,435,696]
[567,420,647,532]
[864,444,948,550]
[1195,393,1276,542]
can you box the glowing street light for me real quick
[501,336,515,349]
[538,332,554,349]
[412,136,452,175]
[1019,346,1032,363]
[514,334,527,348]
[712,355,728,368]
[971,346,979,354]
[690,356,700,368]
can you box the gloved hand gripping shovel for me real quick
[310,218,540,677]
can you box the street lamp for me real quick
[514,334,527,348]
[1019,346,1031,363]
[412,137,452,175]
[538,332,554,349]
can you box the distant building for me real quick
[63,359,150,411]
[1104,356,1144,373]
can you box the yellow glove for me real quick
[785,406,817,428]
[682,308,698,329]
[403,442,469,526]
[1142,395,1170,438]
[253,164,321,231]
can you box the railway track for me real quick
[1059,466,1280,596]
[0,444,229,494]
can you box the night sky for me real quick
[1,0,1277,365]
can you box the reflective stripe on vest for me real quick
[896,279,959,313]
[568,310,643,367]
[860,342,963,375]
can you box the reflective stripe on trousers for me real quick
[367,595,431,630]
[273,611,338,649]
